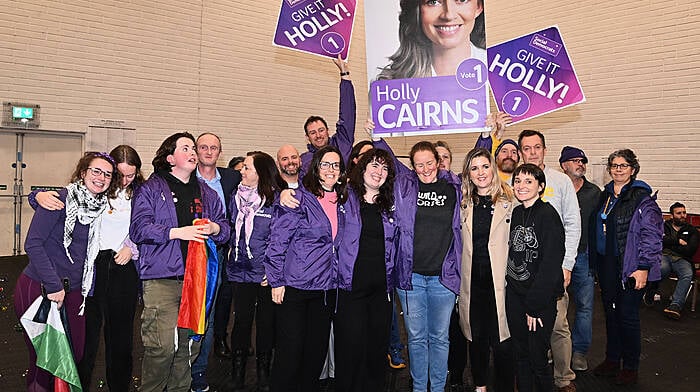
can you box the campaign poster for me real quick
[365,1,489,137]
[273,0,357,60]
[487,26,586,125]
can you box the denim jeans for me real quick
[570,250,595,354]
[397,273,456,392]
[660,254,694,307]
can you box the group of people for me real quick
[12,49,679,392]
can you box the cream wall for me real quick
[1,0,699,211]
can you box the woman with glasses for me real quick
[590,149,662,386]
[33,145,145,391]
[14,151,115,391]
[227,152,286,392]
[265,145,347,392]
[393,141,462,391]
[130,132,229,392]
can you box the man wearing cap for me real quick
[518,130,581,392]
[494,139,520,183]
[560,146,602,372]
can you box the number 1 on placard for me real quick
[511,96,522,112]
[473,64,483,84]
[328,37,339,50]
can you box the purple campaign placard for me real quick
[273,0,357,60]
[487,26,585,125]
[370,58,489,137]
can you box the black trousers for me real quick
[271,287,334,392]
[78,249,139,392]
[230,282,274,353]
[506,288,556,392]
[447,304,469,383]
[469,264,514,391]
[334,289,392,392]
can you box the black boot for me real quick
[231,349,247,391]
[214,335,232,358]
[256,351,272,392]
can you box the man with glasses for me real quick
[560,146,602,372]
[190,132,241,392]
[518,130,581,392]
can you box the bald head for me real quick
[277,144,300,177]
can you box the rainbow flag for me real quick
[177,218,219,335]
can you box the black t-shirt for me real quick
[352,202,386,295]
[413,178,456,275]
[161,171,202,264]
[472,194,494,266]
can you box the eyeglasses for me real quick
[197,145,219,152]
[569,159,586,165]
[609,163,631,170]
[319,161,341,171]
[87,167,112,179]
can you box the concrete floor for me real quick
[1,255,698,391]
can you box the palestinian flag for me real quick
[20,296,82,392]
[177,218,219,335]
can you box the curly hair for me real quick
[70,151,116,196]
[349,148,396,214]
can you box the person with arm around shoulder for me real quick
[14,151,115,391]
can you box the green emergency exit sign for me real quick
[13,106,34,119]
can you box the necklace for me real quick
[600,194,617,234]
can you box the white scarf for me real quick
[234,184,264,261]
[63,182,107,314]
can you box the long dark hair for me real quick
[302,145,348,204]
[377,0,485,79]
[108,145,144,199]
[247,151,287,207]
[152,132,196,172]
[70,151,116,197]
[347,140,374,174]
[349,148,396,214]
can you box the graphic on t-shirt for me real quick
[507,224,539,281]
[417,191,448,207]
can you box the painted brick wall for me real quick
[1,0,699,211]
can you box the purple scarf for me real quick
[234,184,263,260]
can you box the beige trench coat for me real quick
[458,197,514,342]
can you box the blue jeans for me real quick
[660,254,694,307]
[570,250,595,354]
[397,273,455,392]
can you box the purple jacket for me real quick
[264,186,344,291]
[393,169,462,294]
[300,79,356,174]
[337,189,398,292]
[622,194,663,284]
[23,188,90,293]
[226,192,276,283]
[130,173,230,280]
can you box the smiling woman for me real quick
[378,0,485,79]
[14,151,115,391]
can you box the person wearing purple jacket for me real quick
[265,145,347,392]
[130,132,229,392]
[300,56,355,176]
[393,141,462,392]
[334,148,398,392]
[227,152,286,392]
[14,151,115,391]
[590,149,662,386]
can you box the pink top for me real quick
[318,191,338,240]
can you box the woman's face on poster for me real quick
[420,0,483,51]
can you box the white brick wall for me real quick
[1,0,699,212]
